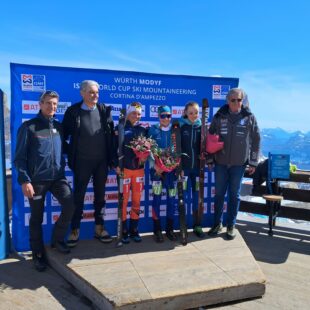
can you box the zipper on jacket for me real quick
[49,119,55,178]
[191,125,195,169]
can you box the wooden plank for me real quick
[240,200,310,221]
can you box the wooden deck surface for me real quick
[0,216,309,309]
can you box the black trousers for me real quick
[71,157,108,229]
[29,178,75,254]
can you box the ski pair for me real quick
[116,108,126,247]
[172,98,209,245]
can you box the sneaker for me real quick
[193,226,205,238]
[226,226,236,240]
[130,231,142,243]
[32,252,47,272]
[166,230,178,241]
[95,225,113,243]
[154,230,164,243]
[122,232,130,244]
[51,241,71,254]
[207,223,223,236]
[67,228,80,248]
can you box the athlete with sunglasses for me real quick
[148,105,178,243]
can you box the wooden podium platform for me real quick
[46,229,266,309]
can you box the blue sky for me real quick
[1,0,310,131]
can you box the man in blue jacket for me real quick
[14,90,75,271]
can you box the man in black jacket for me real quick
[62,80,114,247]
[14,90,75,271]
[207,88,260,240]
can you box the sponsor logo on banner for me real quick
[106,175,117,187]
[51,212,61,224]
[105,207,118,221]
[211,201,227,214]
[211,202,215,214]
[78,210,95,223]
[105,191,119,203]
[211,186,215,197]
[22,100,71,115]
[212,85,230,100]
[56,102,71,115]
[22,100,39,114]
[21,74,46,92]
[150,105,158,118]
[172,106,183,118]
[84,192,94,205]
[25,212,47,226]
[148,204,167,217]
[107,103,123,117]
[51,195,60,207]
[124,206,145,219]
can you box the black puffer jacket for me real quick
[209,104,260,166]
[179,117,201,170]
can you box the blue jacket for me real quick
[14,112,66,184]
[148,124,172,149]
[179,117,201,170]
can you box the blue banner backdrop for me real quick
[0,89,10,259]
[10,63,238,251]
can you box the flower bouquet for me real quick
[127,135,157,164]
[153,147,181,172]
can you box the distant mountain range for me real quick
[261,128,310,170]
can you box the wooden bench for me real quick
[240,170,310,233]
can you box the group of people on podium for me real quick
[14,80,260,271]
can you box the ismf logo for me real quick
[212,85,230,100]
[21,74,46,92]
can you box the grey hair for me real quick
[80,80,99,91]
[226,88,245,104]
[39,90,59,103]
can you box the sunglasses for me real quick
[160,114,172,119]
[230,98,242,103]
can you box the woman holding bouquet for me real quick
[115,102,147,243]
[148,105,178,243]
[179,101,205,238]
